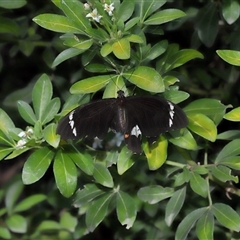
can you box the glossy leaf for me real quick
[187,113,217,142]
[52,48,84,67]
[224,107,240,121]
[70,75,111,94]
[138,185,174,204]
[117,191,137,229]
[169,129,198,150]
[37,220,60,231]
[43,123,60,148]
[112,38,130,60]
[0,129,15,147]
[0,17,20,36]
[217,130,240,140]
[6,214,27,233]
[86,193,113,232]
[22,147,54,184]
[54,150,77,197]
[74,184,106,207]
[196,3,218,47]
[0,109,15,132]
[217,50,240,66]
[93,162,114,188]
[165,187,186,226]
[0,226,11,239]
[0,0,26,9]
[33,14,80,33]
[13,194,46,213]
[116,0,134,22]
[213,203,240,232]
[218,156,240,170]
[196,210,214,240]
[117,146,134,175]
[67,145,94,176]
[32,74,52,122]
[144,9,185,25]
[100,43,113,57]
[189,172,208,198]
[175,207,207,240]
[123,66,164,93]
[210,165,238,183]
[17,101,37,125]
[222,0,240,25]
[41,98,61,125]
[184,98,227,124]
[64,37,93,50]
[60,211,77,232]
[143,135,168,170]
[215,139,240,162]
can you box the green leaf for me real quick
[0,17,20,36]
[32,74,52,122]
[86,193,113,232]
[217,130,240,140]
[215,139,240,162]
[144,9,185,25]
[224,107,240,121]
[52,48,84,67]
[187,113,217,142]
[146,40,168,61]
[103,75,126,98]
[165,187,186,226]
[169,129,198,150]
[217,50,240,66]
[74,184,106,207]
[37,220,60,231]
[196,210,214,240]
[112,38,130,60]
[197,3,218,47]
[173,167,191,187]
[22,147,54,184]
[164,90,189,104]
[0,226,11,239]
[85,63,114,73]
[0,147,13,160]
[222,0,240,25]
[117,146,134,175]
[60,0,90,31]
[137,0,166,22]
[43,123,60,148]
[116,0,135,22]
[70,75,112,94]
[64,37,93,50]
[0,109,15,133]
[0,129,15,147]
[33,14,81,33]
[137,185,174,204]
[189,172,208,198]
[100,43,113,57]
[5,214,27,233]
[143,135,168,170]
[126,34,143,44]
[17,101,37,125]
[184,98,227,124]
[165,49,203,72]
[41,98,61,125]
[210,165,238,183]
[54,150,78,197]
[60,211,77,232]
[213,203,240,232]
[0,0,26,9]
[5,181,23,214]
[93,163,114,188]
[123,66,164,93]
[218,156,240,170]
[175,207,207,240]
[13,194,46,213]
[117,191,137,229]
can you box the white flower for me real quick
[16,139,27,149]
[18,131,26,138]
[84,3,91,10]
[104,3,114,16]
[86,8,102,23]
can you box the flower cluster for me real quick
[85,2,114,23]
[16,127,34,149]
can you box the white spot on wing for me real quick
[68,110,77,135]
[168,101,175,127]
[131,125,141,137]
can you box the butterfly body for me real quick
[57,90,188,153]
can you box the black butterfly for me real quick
[57,90,188,154]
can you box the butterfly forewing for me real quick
[57,99,117,140]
